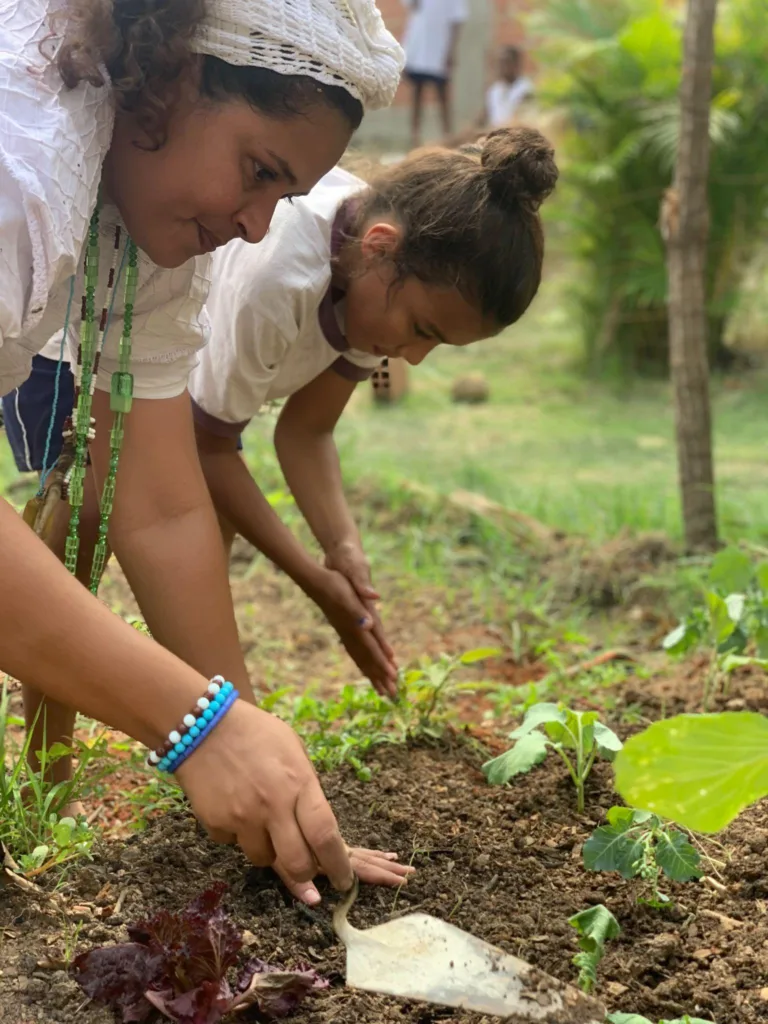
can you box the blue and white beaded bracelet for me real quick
[146,675,239,774]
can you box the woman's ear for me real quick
[360,221,402,261]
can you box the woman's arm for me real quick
[0,495,353,892]
[89,388,252,696]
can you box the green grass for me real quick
[239,269,768,546]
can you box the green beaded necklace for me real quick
[57,202,138,594]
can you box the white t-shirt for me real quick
[401,0,468,78]
[0,2,209,400]
[486,77,534,128]
[189,166,382,437]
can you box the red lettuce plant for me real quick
[73,883,328,1024]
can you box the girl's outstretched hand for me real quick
[176,701,353,890]
[274,847,416,906]
[313,566,398,698]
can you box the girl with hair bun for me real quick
[181,126,558,701]
[0,0,405,904]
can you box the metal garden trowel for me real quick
[333,878,605,1022]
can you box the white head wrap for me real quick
[190,0,404,112]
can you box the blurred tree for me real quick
[663,0,718,551]
[533,0,768,376]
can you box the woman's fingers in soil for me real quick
[273,859,322,906]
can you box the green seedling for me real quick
[400,647,501,736]
[607,1015,715,1024]
[584,807,701,908]
[17,814,94,877]
[568,904,620,994]
[482,702,622,812]
[615,711,768,833]
[663,547,768,703]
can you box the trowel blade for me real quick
[336,905,605,1022]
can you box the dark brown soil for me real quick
[2,739,767,1024]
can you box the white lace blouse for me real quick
[0,1,209,400]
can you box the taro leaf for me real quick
[232,959,329,1019]
[615,712,768,832]
[145,980,232,1024]
[508,702,565,740]
[73,943,164,1023]
[705,592,735,645]
[594,721,623,760]
[129,882,241,990]
[655,829,702,882]
[482,732,549,785]
[708,547,752,595]
[582,823,643,879]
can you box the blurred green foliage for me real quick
[532,0,768,374]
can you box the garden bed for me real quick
[1,737,766,1024]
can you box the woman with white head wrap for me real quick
[0,0,404,901]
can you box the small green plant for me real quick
[482,702,622,812]
[607,1014,715,1024]
[399,647,500,736]
[1,684,110,876]
[583,807,701,908]
[615,711,768,833]
[663,547,768,702]
[568,904,620,994]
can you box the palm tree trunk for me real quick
[663,0,719,552]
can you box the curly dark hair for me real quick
[349,126,559,329]
[55,0,363,148]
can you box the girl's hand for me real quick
[314,568,398,698]
[274,847,416,905]
[325,540,380,605]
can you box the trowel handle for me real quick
[332,874,360,944]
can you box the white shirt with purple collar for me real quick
[189,165,382,439]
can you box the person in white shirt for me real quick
[484,46,535,129]
[0,0,407,906]
[188,129,559,705]
[401,0,468,147]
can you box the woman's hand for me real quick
[313,567,398,697]
[325,539,379,604]
[275,847,416,905]
[176,701,353,892]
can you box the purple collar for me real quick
[317,198,359,353]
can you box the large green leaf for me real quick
[482,733,549,786]
[615,712,768,832]
[654,829,702,882]
[708,546,752,594]
[508,703,565,740]
[582,822,642,879]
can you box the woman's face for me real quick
[104,73,354,268]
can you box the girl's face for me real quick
[343,223,495,364]
[103,72,354,268]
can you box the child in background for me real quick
[483,46,534,129]
[189,127,559,688]
[401,0,468,147]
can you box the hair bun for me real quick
[481,127,558,212]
